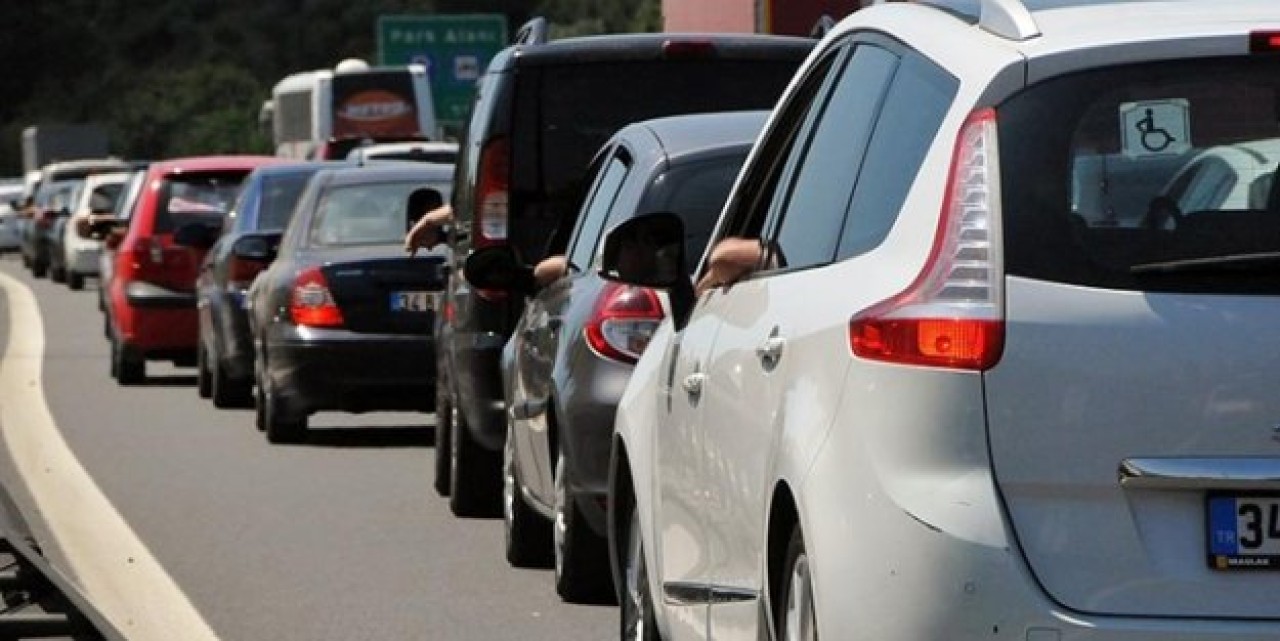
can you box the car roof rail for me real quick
[514,17,549,45]
[874,0,1040,41]
[809,15,837,39]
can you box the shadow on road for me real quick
[138,375,198,387]
[299,426,434,448]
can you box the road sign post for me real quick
[377,14,508,133]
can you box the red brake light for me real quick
[849,108,1005,371]
[474,136,510,248]
[584,283,665,364]
[1250,31,1280,53]
[290,267,344,328]
[662,40,716,59]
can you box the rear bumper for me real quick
[554,348,634,534]
[66,245,101,274]
[113,291,199,359]
[210,288,254,380]
[264,325,436,416]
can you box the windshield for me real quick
[1000,55,1280,294]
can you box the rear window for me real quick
[155,172,247,233]
[1000,56,1280,294]
[257,172,316,230]
[308,180,449,247]
[510,59,802,261]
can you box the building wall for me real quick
[663,0,864,35]
[663,0,756,33]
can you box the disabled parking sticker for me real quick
[1120,99,1190,158]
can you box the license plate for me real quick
[389,291,437,312]
[1208,495,1280,569]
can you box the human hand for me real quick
[405,204,454,256]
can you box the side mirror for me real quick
[599,212,693,328]
[463,246,533,292]
[173,221,222,250]
[231,232,282,263]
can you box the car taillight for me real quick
[290,267,344,328]
[1250,31,1280,53]
[849,107,1004,371]
[227,255,265,290]
[474,136,509,247]
[584,283,664,365]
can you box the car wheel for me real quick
[196,344,213,399]
[31,259,46,279]
[777,526,817,641]
[447,403,501,518]
[433,378,452,496]
[262,380,307,444]
[211,354,253,409]
[50,264,65,283]
[620,498,660,641]
[67,271,84,290]
[114,340,144,386]
[503,421,552,567]
[553,450,614,604]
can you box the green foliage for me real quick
[0,0,662,174]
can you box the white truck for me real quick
[21,125,110,174]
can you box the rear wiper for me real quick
[1130,251,1280,275]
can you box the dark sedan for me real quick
[195,162,334,408]
[245,163,453,443]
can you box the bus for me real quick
[264,59,440,160]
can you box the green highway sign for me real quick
[377,14,508,129]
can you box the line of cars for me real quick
[436,1,1280,640]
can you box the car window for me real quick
[308,180,443,247]
[257,172,317,230]
[633,151,749,272]
[565,152,631,272]
[712,42,850,255]
[155,173,246,233]
[837,50,958,260]
[762,43,898,273]
[1000,55,1280,294]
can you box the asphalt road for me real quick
[0,254,615,641]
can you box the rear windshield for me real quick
[308,180,450,247]
[155,172,247,233]
[511,59,801,260]
[257,172,317,230]
[1000,56,1280,294]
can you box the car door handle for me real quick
[681,372,705,397]
[755,332,785,370]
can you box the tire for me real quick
[433,378,452,496]
[776,526,818,641]
[620,498,660,641]
[211,354,253,408]
[31,259,46,279]
[67,271,84,290]
[196,344,213,399]
[447,403,502,518]
[262,381,307,444]
[50,264,65,283]
[553,451,615,604]
[503,421,552,568]
[114,340,144,386]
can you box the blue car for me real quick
[194,162,333,408]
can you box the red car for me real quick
[106,155,282,384]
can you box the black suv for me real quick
[434,19,814,517]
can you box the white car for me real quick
[0,183,24,251]
[59,171,130,290]
[602,1,1280,640]
[345,140,458,166]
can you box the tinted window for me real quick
[838,52,957,259]
[566,154,630,271]
[510,59,804,263]
[768,44,897,272]
[636,152,749,270]
[257,172,317,230]
[1000,56,1280,293]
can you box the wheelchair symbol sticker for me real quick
[1120,99,1190,158]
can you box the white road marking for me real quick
[0,271,220,640]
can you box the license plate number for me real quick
[389,291,437,312]
[1208,495,1280,569]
